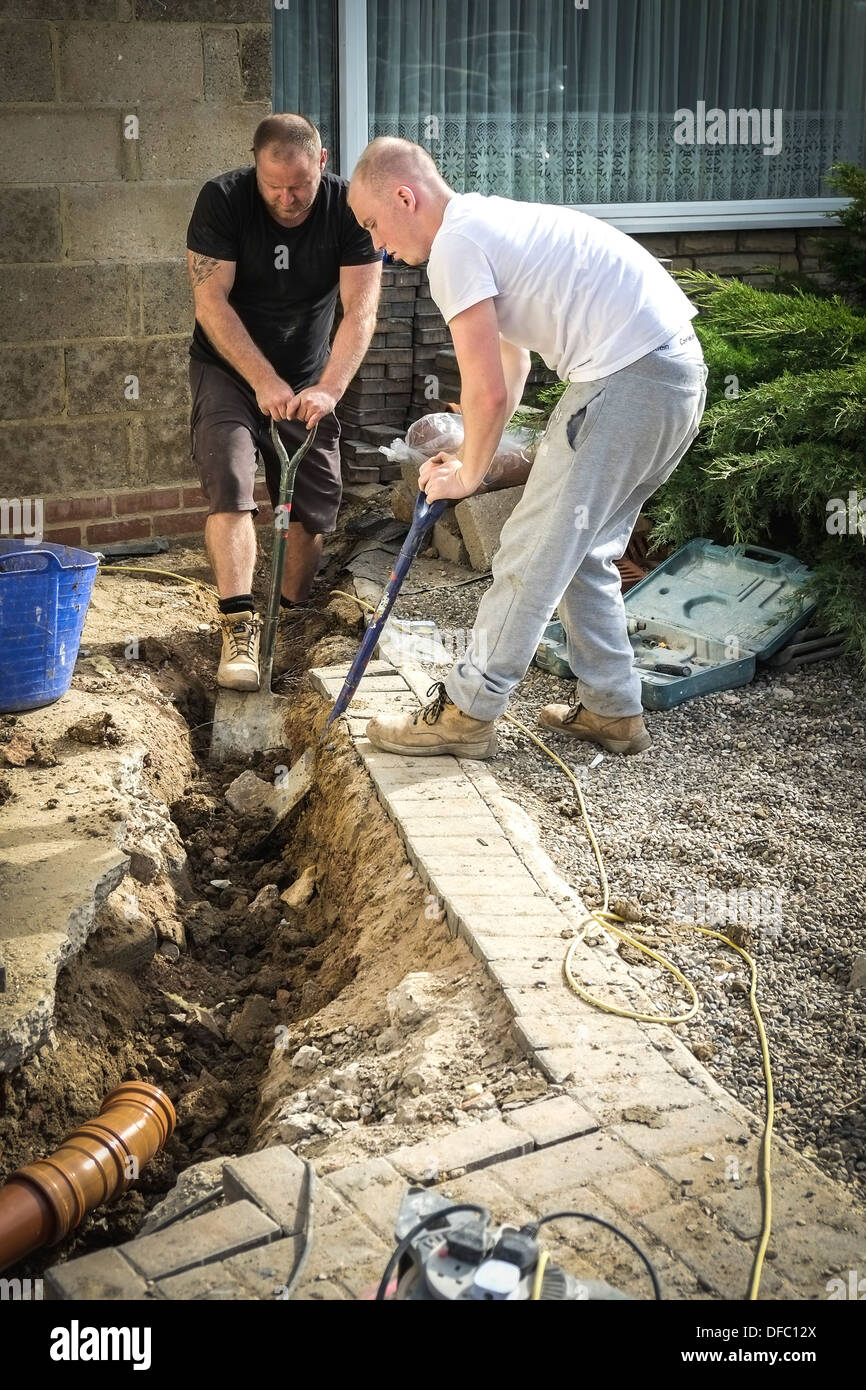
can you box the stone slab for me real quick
[324,1158,406,1243]
[45,1247,151,1302]
[389,1117,534,1182]
[221,1146,308,1236]
[124,1200,278,1281]
[504,1095,599,1148]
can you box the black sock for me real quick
[219,594,255,616]
[280,595,304,609]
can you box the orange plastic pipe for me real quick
[0,1082,175,1272]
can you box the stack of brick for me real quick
[409,274,452,419]
[429,347,557,412]
[431,348,462,407]
[336,264,421,484]
[336,263,562,491]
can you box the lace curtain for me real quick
[366,0,866,202]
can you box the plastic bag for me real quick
[404,412,542,491]
[377,437,428,467]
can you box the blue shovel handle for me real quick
[412,489,447,530]
[322,487,447,731]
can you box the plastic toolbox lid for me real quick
[624,539,815,658]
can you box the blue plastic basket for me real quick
[0,541,98,713]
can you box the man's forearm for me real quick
[196,302,279,392]
[317,304,378,398]
[458,384,511,490]
[459,344,530,488]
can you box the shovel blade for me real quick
[209,686,291,764]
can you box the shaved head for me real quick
[352,137,446,196]
[349,138,454,265]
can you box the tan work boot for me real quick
[217,610,261,692]
[366,681,497,759]
[539,695,651,754]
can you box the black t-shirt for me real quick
[186,166,381,390]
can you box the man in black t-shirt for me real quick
[186,112,382,691]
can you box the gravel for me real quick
[388,566,866,1201]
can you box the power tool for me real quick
[376,1188,660,1300]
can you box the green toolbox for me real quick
[534,539,816,711]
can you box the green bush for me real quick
[823,163,866,306]
[649,270,866,666]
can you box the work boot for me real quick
[366,681,498,759]
[539,693,651,754]
[217,610,261,691]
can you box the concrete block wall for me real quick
[0,2,847,545]
[0,0,273,547]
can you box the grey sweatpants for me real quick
[445,349,709,720]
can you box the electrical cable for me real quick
[282,1161,316,1300]
[144,1188,224,1234]
[501,709,775,1303]
[528,1211,662,1301]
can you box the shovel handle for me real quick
[413,489,448,529]
[260,418,319,683]
[269,416,319,472]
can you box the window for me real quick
[275,0,866,227]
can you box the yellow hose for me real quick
[531,1248,550,1300]
[502,710,774,1302]
[99,564,219,599]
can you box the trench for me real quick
[0,575,531,1280]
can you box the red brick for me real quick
[183,486,208,508]
[44,525,83,546]
[116,488,181,515]
[45,496,112,525]
[159,509,209,535]
[86,518,152,544]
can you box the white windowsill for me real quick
[576,198,848,233]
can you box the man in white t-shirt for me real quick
[349,139,708,759]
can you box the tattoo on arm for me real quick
[189,253,221,288]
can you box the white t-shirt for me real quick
[651,323,705,363]
[426,193,700,382]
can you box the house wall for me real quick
[0,3,847,547]
[635,230,841,287]
[0,1,273,548]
